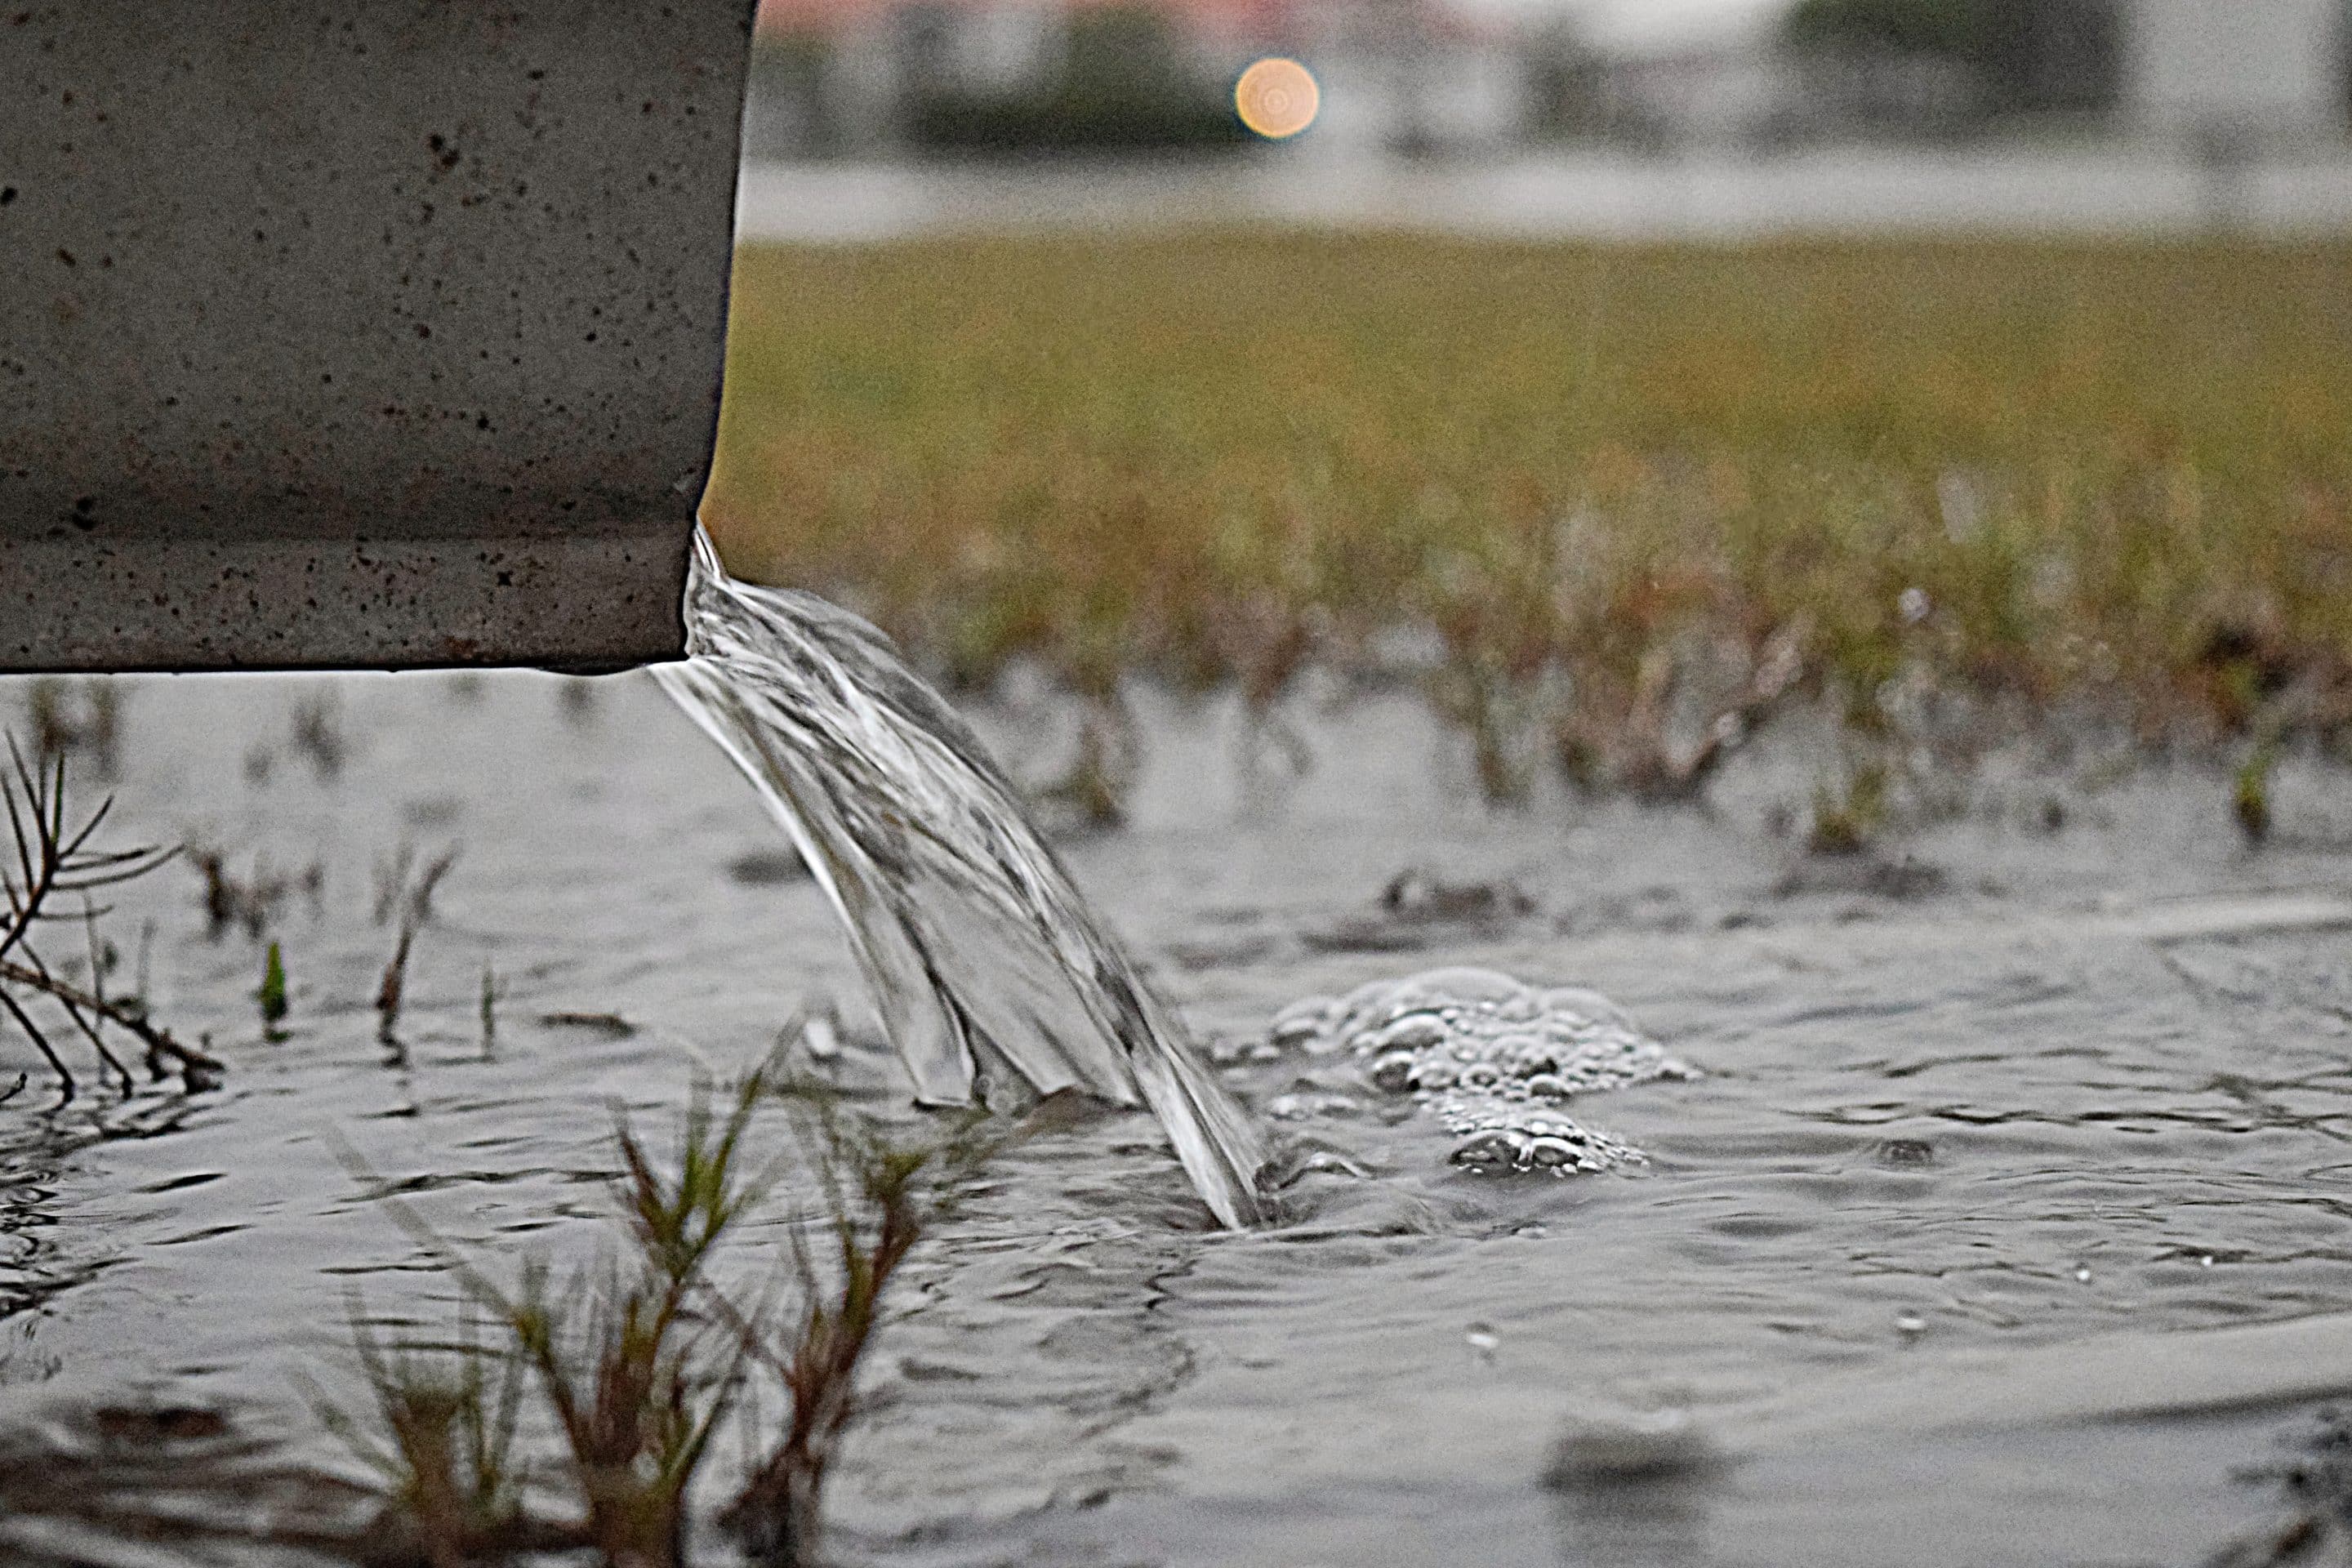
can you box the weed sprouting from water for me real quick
[290,689,349,782]
[312,1307,539,1568]
[479,963,501,1052]
[342,1065,1005,1568]
[1036,693,1139,831]
[190,846,319,941]
[359,1074,771,1568]
[257,941,289,1041]
[374,846,458,1045]
[2234,742,2278,846]
[0,733,219,1097]
[1809,759,1892,856]
[24,678,123,780]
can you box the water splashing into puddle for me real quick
[1269,966,1698,1173]
[654,527,1267,1226]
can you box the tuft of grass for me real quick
[724,1083,1006,1566]
[709,235,2352,827]
[312,1307,540,1568]
[1809,759,1892,856]
[257,942,288,1040]
[366,1075,772,1568]
[344,1065,1008,1568]
[2234,740,2279,845]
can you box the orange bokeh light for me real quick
[1236,58,1319,140]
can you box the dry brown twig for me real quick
[1,735,220,1097]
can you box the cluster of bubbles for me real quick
[1267,967,1696,1174]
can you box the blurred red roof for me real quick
[755,0,1401,39]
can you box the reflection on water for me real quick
[0,666,2349,1563]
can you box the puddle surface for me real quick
[3,670,2351,1566]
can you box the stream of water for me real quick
[653,528,1265,1228]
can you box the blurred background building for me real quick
[742,0,2352,159]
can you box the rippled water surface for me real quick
[3,666,2352,1566]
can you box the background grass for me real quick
[706,234,2352,817]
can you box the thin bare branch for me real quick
[0,729,214,1095]
[0,960,220,1085]
[16,946,135,1092]
[0,984,74,1098]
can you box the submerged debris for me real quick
[537,1010,638,1039]
[1304,869,1539,954]
[1544,1406,1724,1489]
[727,847,810,886]
[2212,1407,2352,1568]
[1379,868,1537,925]
[1269,966,1695,1174]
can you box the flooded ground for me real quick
[2,667,2351,1566]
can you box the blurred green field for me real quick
[706,234,2352,823]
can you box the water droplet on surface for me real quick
[2074,1266,2092,1283]
[1464,1322,1500,1361]
[2200,1254,2216,1268]
[796,1009,844,1062]
[1895,1314,1927,1336]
